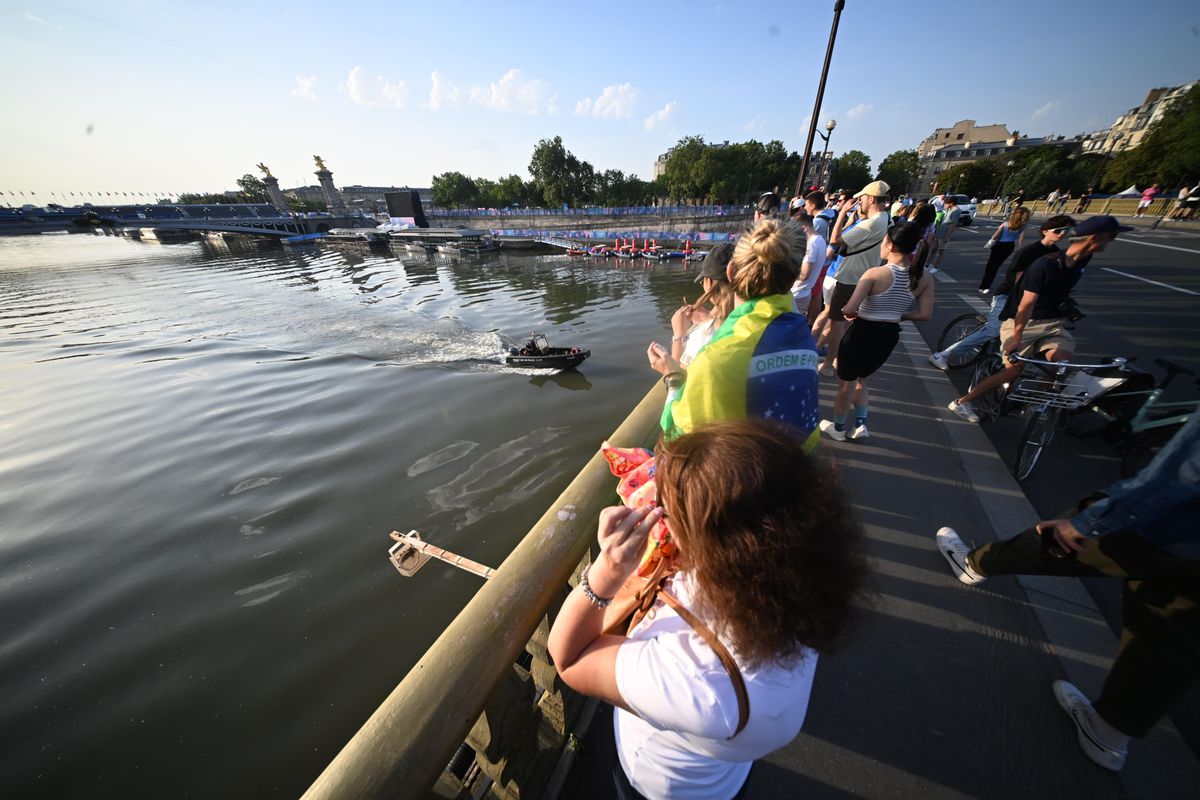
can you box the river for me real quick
[0,233,697,798]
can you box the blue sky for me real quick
[1,0,1198,199]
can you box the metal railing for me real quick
[428,204,750,218]
[977,197,1177,218]
[302,384,667,800]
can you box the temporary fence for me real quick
[491,228,736,242]
[428,204,747,218]
[977,196,1179,219]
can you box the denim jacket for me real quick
[1071,414,1200,561]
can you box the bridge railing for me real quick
[302,384,666,800]
[976,196,1177,218]
[429,204,748,218]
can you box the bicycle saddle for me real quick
[1154,358,1195,375]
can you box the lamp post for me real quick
[794,1,846,198]
[1088,133,1124,191]
[992,159,1016,216]
[813,119,837,192]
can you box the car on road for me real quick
[948,194,975,226]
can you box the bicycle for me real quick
[966,352,1128,481]
[936,312,992,369]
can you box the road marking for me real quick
[1100,267,1199,296]
[956,293,991,314]
[931,270,957,283]
[1113,237,1200,255]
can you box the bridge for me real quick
[0,203,375,238]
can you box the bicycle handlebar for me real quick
[1009,354,1128,371]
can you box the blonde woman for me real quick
[979,206,1030,294]
[670,243,737,367]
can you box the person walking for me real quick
[1074,186,1093,215]
[825,180,891,378]
[819,222,933,441]
[1045,188,1060,213]
[647,217,820,450]
[928,193,960,273]
[1057,190,1072,213]
[787,211,827,319]
[929,215,1074,370]
[978,206,1030,294]
[548,419,866,799]
[1168,183,1191,220]
[947,215,1131,423]
[935,412,1200,772]
[1134,183,1159,217]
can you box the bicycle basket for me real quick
[1007,375,1096,410]
[1061,370,1127,404]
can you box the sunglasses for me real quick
[1049,226,1073,235]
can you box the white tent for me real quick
[1114,185,1140,197]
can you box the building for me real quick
[653,150,671,178]
[1086,80,1198,155]
[801,154,833,192]
[917,133,1083,194]
[284,184,433,211]
[916,120,1011,159]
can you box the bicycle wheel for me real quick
[937,312,989,369]
[969,352,1007,421]
[1013,408,1060,481]
[1064,405,1115,437]
[1120,424,1182,478]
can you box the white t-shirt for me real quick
[930,195,945,212]
[680,318,718,367]
[791,233,828,304]
[614,572,818,800]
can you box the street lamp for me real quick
[992,159,1016,215]
[1088,133,1125,191]
[814,119,837,191]
[795,1,846,198]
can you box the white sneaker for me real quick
[929,352,950,371]
[947,399,980,423]
[1052,681,1128,771]
[927,266,939,274]
[819,420,846,442]
[935,527,986,585]
[849,424,869,440]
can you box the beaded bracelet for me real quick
[580,566,614,608]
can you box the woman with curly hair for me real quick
[646,217,821,451]
[548,419,866,799]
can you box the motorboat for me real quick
[326,228,388,245]
[505,333,590,370]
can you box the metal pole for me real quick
[817,130,833,192]
[794,0,845,198]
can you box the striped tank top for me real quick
[857,264,914,322]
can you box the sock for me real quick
[854,406,868,427]
[833,413,847,432]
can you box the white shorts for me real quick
[822,274,838,306]
[1138,199,1152,208]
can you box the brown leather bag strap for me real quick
[657,589,750,737]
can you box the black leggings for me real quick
[979,241,1015,290]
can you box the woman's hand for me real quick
[646,342,681,376]
[592,505,662,594]
[671,305,695,336]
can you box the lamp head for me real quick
[826,119,837,132]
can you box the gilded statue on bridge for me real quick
[256,162,273,178]
[313,155,328,171]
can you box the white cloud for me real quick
[468,68,552,115]
[291,75,318,101]
[1032,99,1063,120]
[25,10,46,23]
[846,103,873,120]
[644,101,677,131]
[345,66,407,109]
[742,116,765,133]
[428,70,462,110]
[576,83,639,119]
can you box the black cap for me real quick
[755,191,780,214]
[694,242,734,283]
[1073,215,1134,237]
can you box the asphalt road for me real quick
[911,214,1200,754]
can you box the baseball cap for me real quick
[853,180,890,199]
[1072,215,1134,237]
[694,242,734,283]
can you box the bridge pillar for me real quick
[315,168,348,215]
[262,175,290,213]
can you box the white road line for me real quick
[1100,267,1199,296]
[956,293,991,314]
[1113,237,1200,255]
[931,270,957,283]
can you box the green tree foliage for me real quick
[830,150,871,193]
[876,150,920,195]
[661,136,800,204]
[1099,86,1200,193]
[431,171,480,209]
[176,192,232,204]
[528,136,595,206]
[285,196,327,212]
[932,159,1002,198]
[235,174,269,203]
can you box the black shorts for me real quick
[828,281,857,322]
[836,319,900,381]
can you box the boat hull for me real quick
[505,348,590,370]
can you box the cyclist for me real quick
[947,215,1132,423]
[929,215,1075,371]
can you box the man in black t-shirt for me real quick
[929,215,1075,370]
[948,215,1132,423]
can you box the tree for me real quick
[932,159,1002,198]
[876,150,920,195]
[829,150,871,193]
[1099,86,1200,193]
[528,136,594,207]
[494,174,528,208]
[431,171,480,208]
[235,174,269,203]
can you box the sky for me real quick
[1,0,1198,201]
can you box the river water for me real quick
[0,234,696,798]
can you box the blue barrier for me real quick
[491,228,737,242]
[428,204,747,218]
